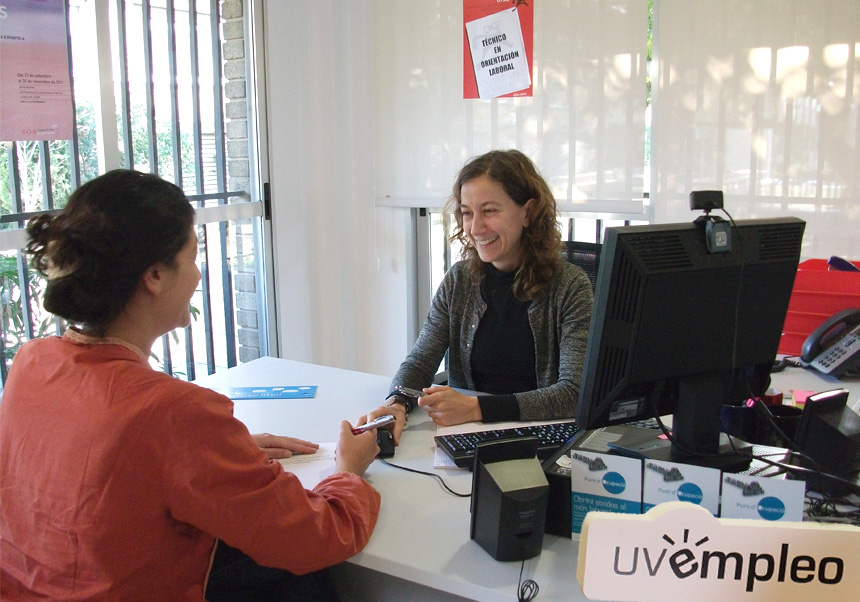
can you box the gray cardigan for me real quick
[391,260,594,420]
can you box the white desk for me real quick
[195,357,583,602]
[195,357,860,602]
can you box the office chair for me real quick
[562,241,601,291]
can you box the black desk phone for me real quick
[800,308,860,377]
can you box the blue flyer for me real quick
[210,386,317,400]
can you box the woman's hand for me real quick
[356,403,407,445]
[335,420,380,476]
[418,386,482,426]
[251,433,319,460]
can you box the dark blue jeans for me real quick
[205,541,339,602]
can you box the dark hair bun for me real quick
[26,170,195,330]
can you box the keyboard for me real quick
[434,421,581,469]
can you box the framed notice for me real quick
[463,0,534,99]
[0,0,75,141]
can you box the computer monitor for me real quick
[576,217,806,472]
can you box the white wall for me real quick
[260,0,860,375]
[262,0,411,376]
[260,0,649,375]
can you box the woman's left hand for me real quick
[418,386,482,426]
[251,433,320,459]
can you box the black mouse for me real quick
[376,429,395,458]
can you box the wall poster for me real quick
[0,0,74,141]
[463,0,534,99]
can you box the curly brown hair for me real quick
[442,149,562,301]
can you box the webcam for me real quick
[691,190,731,254]
[690,190,724,213]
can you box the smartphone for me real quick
[394,385,426,399]
[351,414,396,435]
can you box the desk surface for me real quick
[195,357,860,602]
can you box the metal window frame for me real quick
[0,0,271,383]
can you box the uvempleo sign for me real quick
[577,501,860,601]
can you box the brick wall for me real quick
[221,0,260,363]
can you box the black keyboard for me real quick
[434,421,580,469]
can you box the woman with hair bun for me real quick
[361,149,594,444]
[0,170,381,602]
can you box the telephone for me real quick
[800,308,860,377]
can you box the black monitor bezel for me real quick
[576,216,806,470]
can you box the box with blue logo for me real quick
[720,472,805,521]
[642,459,721,515]
[570,451,642,534]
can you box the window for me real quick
[0,0,269,385]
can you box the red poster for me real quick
[463,0,534,99]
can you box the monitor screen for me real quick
[577,217,806,472]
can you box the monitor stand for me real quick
[606,426,753,473]
[606,373,754,473]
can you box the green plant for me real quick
[0,255,58,365]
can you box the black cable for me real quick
[380,459,542,599]
[647,395,833,476]
[645,397,742,463]
[649,395,860,493]
[517,559,540,601]
[805,492,860,526]
[771,355,804,372]
[720,207,744,375]
[734,397,857,493]
[378,458,471,497]
[782,355,804,368]
[647,403,860,519]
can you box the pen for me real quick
[351,414,396,435]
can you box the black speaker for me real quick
[470,437,549,561]
[792,389,860,496]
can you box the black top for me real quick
[471,263,536,422]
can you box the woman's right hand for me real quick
[334,420,379,476]
[357,402,407,445]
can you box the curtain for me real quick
[652,0,860,259]
[373,0,647,216]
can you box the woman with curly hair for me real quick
[362,149,594,442]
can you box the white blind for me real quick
[373,0,647,215]
[652,0,860,260]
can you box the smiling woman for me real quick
[459,174,532,272]
[448,150,562,296]
[359,149,595,445]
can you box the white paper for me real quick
[278,443,336,488]
[433,444,462,469]
[465,7,531,99]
